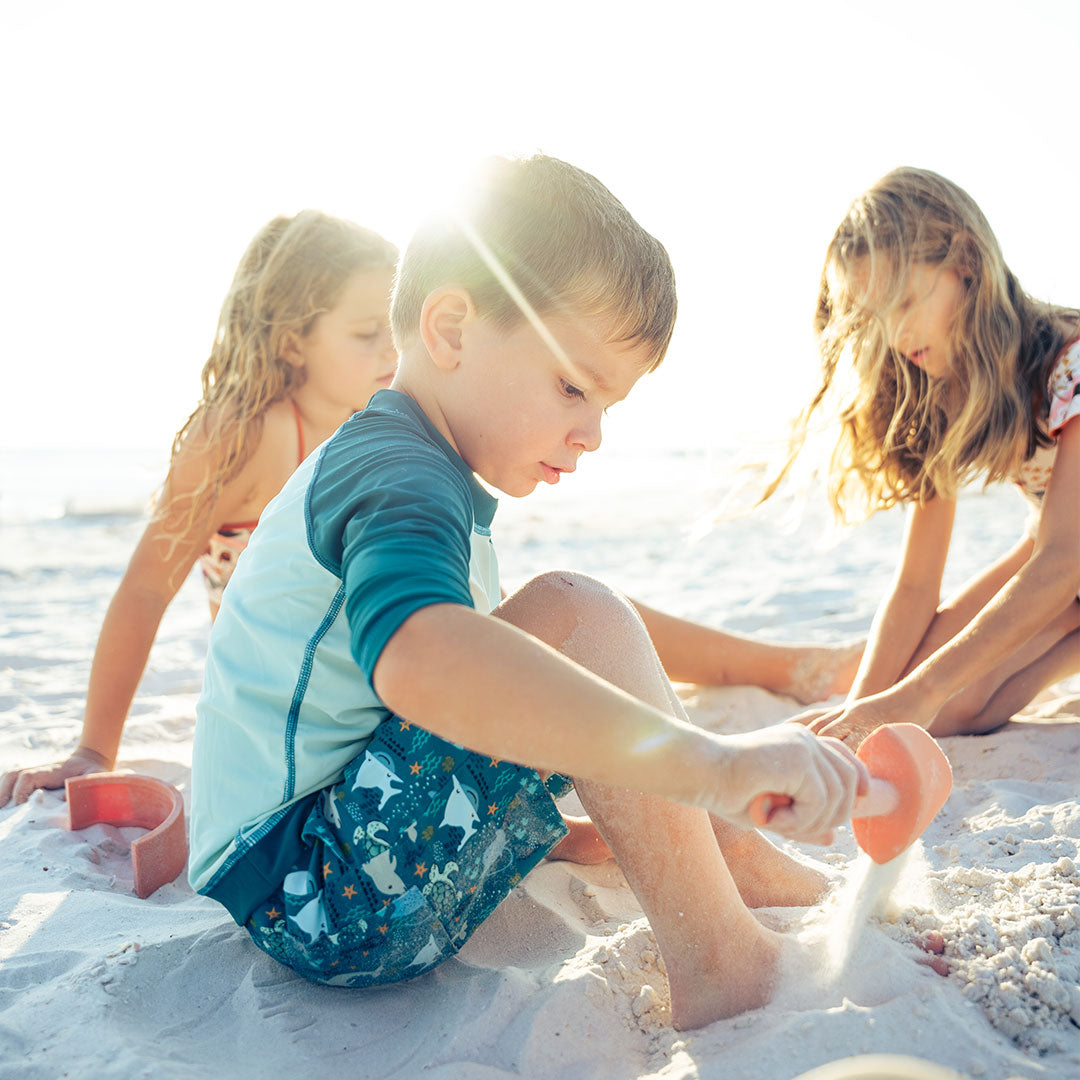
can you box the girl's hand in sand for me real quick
[804,692,911,749]
[0,748,111,807]
[714,725,869,843]
[787,705,843,729]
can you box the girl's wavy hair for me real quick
[767,167,1078,522]
[158,211,397,541]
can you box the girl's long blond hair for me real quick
[159,211,397,539]
[768,168,1078,523]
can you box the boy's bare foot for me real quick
[781,641,864,705]
[547,815,613,865]
[669,924,783,1030]
[714,823,831,908]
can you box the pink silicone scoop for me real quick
[67,773,188,898]
[749,723,953,864]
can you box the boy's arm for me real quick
[373,602,867,839]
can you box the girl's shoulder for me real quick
[1047,337,1080,436]
[169,398,298,514]
[182,398,294,460]
[225,398,303,487]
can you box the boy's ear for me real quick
[420,287,473,371]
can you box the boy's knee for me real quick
[526,570,630,611]
[499,571,676,711]
[498,571,644,653]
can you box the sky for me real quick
[2,0,1078,456]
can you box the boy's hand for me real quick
[706,725,869,843]
[0,749,110,807]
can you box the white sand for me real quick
[2,683,1078,1080]
[3,454,1079,1078]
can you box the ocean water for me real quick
[0,444,1041,749]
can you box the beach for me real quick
[1,446,1078,1080]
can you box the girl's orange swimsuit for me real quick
[198,400,306,606]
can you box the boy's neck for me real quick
[392,357,461,459]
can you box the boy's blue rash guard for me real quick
[188,390,500,920]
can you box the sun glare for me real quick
[1,2,1077,452]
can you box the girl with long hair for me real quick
[781,167,1079,747]
[1,212,398,801]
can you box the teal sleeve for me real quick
[307,412,476,689]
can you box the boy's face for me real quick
[444,311,654,497]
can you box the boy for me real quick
[189,154,866,1029]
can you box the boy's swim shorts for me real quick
[246,716,572,986]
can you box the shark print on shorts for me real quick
[247,717,572,987]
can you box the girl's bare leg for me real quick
[938,625,1080,735]
[885,535,1078,733]
[496,572,818,1027]
[929,601,1080,736]
[631,600,863,705]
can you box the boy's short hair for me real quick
[391,154,677,369]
